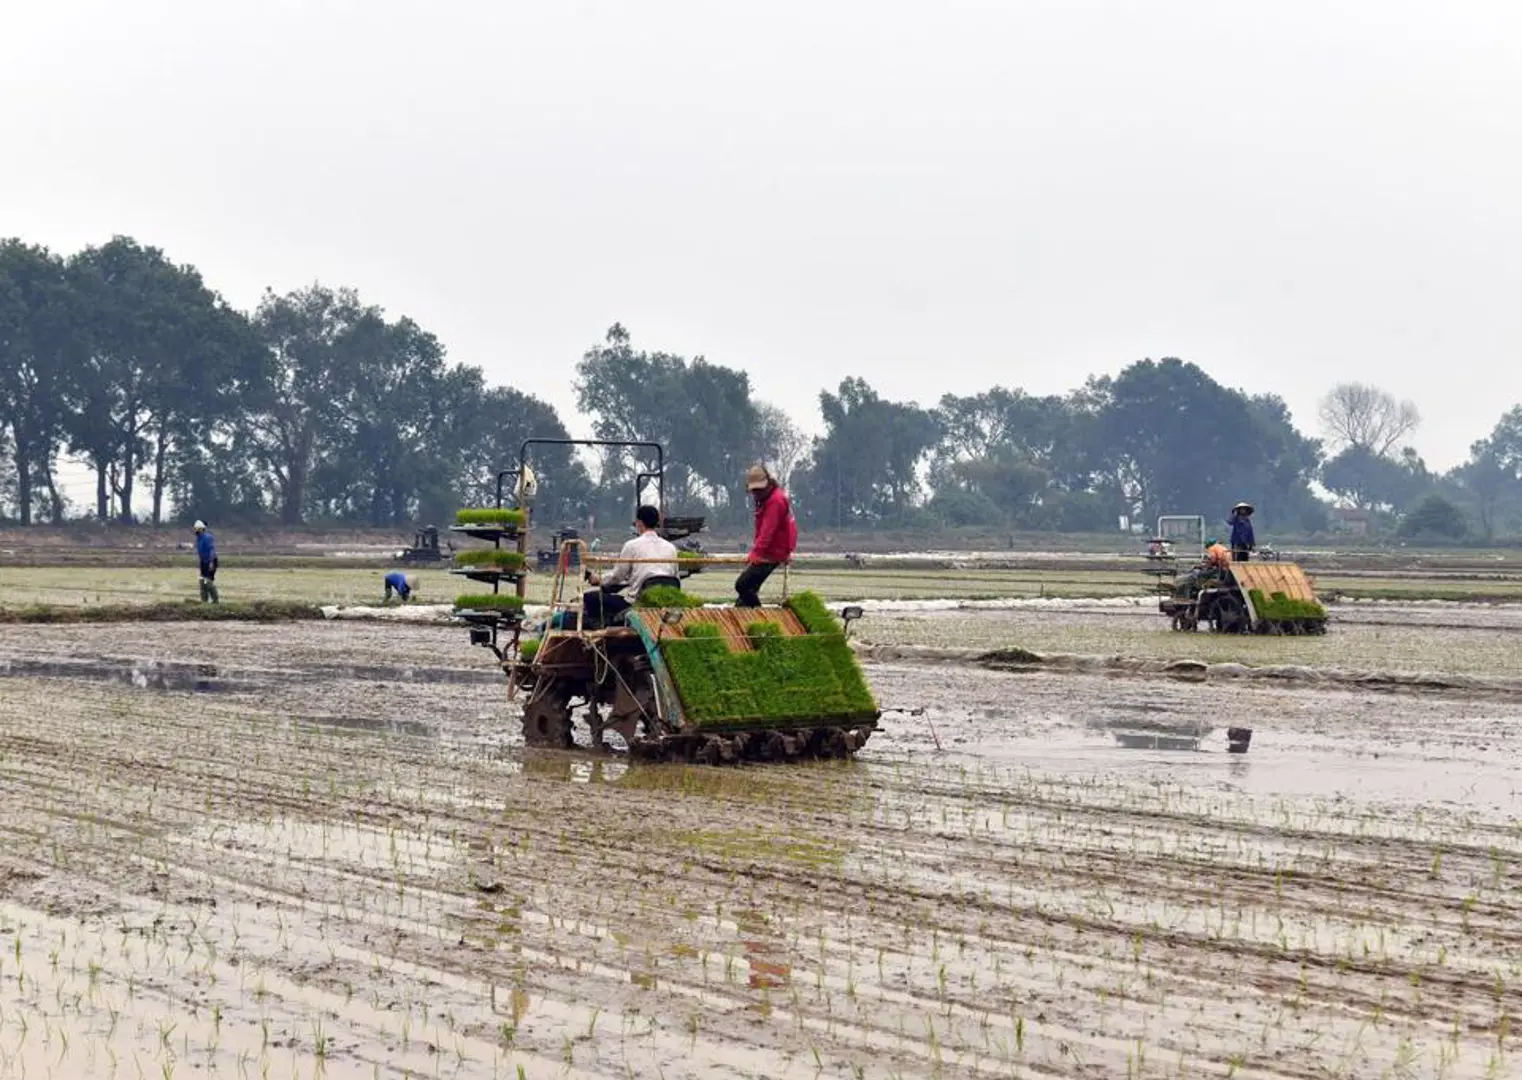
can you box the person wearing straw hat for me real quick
[383,571,418,603]
[736,464,797,608]
[1228,502,1256,563]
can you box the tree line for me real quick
[1,234,1516,540]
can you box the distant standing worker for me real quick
[1228,502,1256,563]
[735,465,797,608]
[193,520,219,603]
[384,571,417,603]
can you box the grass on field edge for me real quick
[0,600,325,624]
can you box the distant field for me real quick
[857,607,1522,677]
[7,561,1522,610]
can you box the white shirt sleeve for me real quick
[601,537,640,589]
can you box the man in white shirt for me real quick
[583,505,680,625]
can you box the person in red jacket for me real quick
[736,464,797,607]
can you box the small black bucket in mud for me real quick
[1226,727,1253,754]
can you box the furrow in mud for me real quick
[2,617,1522,1078]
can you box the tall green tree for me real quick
[795,378,941,526]
[0,241,74,524]
[244,285,379,524]
[454,383,590,523]
[575,324,760,517]
[1083,359,1322,531]
[1082,359,1248,524]
[64,237,255,523]
[931,388,1076,489]
[927,387,1105,526]
[1320,444,1428,514]
[1452,408,1522,539]
[1241,394,1327,532]
[306,312,454,525]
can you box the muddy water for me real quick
[0,620,1521,1077]
[857,601,1522,679]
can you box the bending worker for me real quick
[193,520,219,603]
[384,571,417,603]
[1228,502,1256,562]
[584,505,679,625]
[736,464,797,608]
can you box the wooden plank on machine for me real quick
[1233,562,1317,601]
[631,607,807,652]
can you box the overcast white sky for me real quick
[3,0,1519,509]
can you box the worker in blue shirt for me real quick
[1228,502,1256,563]
[193,520,219,603]
[384,571,417,603]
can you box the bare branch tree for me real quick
[755,402,808,491]
[1318,382,1420,458]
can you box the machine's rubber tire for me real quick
[1212,594,1248,634]
[522,683,574,748]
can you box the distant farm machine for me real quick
[445,438,881,764]
[1146,514,1328,635]
[394,524,453,564]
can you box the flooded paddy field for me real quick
[856,599,1522,679]
[12,560,1522,613]
[1,615,1521,1078]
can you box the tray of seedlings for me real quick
[451,592,526,629]
[448,507,527,544]
[449,549,528,587]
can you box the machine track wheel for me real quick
[599,667,663,751]
[624,724,877,765]
[1212,594,1248,634]
[522,682,574,748]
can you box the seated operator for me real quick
[1178,538,1233,595]
[583,505,680,626]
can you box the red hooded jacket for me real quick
[750,486,797,564]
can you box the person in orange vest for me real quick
[1175,538,1231,600]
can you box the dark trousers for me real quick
[583,588,632,625]
[1232,548,1251,563]
[734,562,778,608]
[199,559,220,603]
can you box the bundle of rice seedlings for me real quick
[656,591,876,729]
[453,593,526,612]
[1248,588,1326,621]
[635,585,705,609]
[455,508,528,528]
[454,549,528,570]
